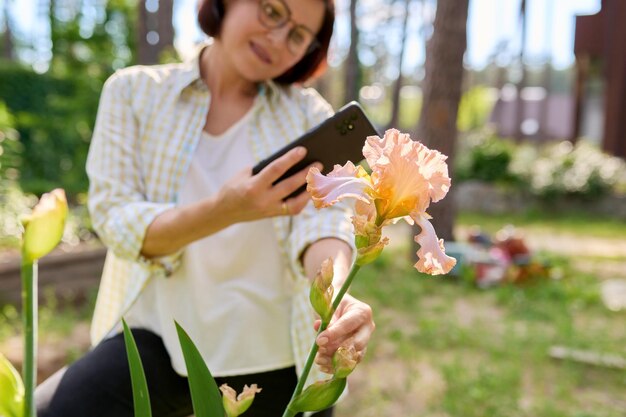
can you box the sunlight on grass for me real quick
[338,246,626,417]
[1,209,625,416]
[458,210,626,240]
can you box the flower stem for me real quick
[282,264,362,417]
[21,256,37,417]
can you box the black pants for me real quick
[36,328,333,417]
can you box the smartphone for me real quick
[252,101,379,199]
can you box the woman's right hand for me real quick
[218,146,322,223]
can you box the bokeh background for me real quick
[1,0,625,415]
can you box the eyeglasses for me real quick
[257,0,321,56]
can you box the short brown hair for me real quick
[197,0,335,85]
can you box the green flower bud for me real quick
[289,377,347,413]
[219,383,262,417]
[355,236,389,266]
[21,189,68,262]
[332,346,359,379]
[310,258,334,322]
[0,352,24,417]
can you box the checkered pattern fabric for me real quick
[86,43,355,387]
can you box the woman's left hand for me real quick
[313,294,375,374]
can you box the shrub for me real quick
[510,140,626,199]
[456,130,626,200]
[456,131,520,184]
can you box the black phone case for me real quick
[251,101,379,199]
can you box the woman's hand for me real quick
[313,293,375,374]
[141,146,320,258]
[218,146,321,222]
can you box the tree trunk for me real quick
[343,0,360,104]
[388,0,411,129]
[514,0,527,140]
[137,0,174,65]
[2,1,13,60]
[412,0,469,249]
[158,0,174,54]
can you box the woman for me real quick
[36,0,375,416]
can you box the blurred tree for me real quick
[1,0,13,60]
[413,0,469,243]
[344,0,362,103]
[514,0,527,140]
[0,0,137,196]
[137,0,175,64]
[388,0,411,129]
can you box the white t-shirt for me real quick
[121,103,295,376]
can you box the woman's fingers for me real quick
[273,162,322,200]
[257,147,307,185]
[313,296,375,373]
[317,305,373,352]
[280,188,312,216]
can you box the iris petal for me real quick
[412,213,456,275]
[414,142,451,203]
[306,162,374,208]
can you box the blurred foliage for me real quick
[456,130,626,199]
[510,140,626,200]
[0,0,136,197]
[361,85,495,133]
[456,86,495,132]
[0,100,22,182]
[456,131,521,184]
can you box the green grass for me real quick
[458,210,626,240]
[337,242,626,417]
[2,209,625,416]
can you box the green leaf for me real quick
[175,321,225,417]
[0,352,24,417]
[122,319,152,417]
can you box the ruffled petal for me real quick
[369,131,431,218]
[412,213,456,275]
[414,142,451,203]
[306,162,374,208]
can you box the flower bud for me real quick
[332,345,359,378]
[219,383,262,417]
[351,200,388,265]
[0,352,24,417]
[310,258,334,322]
[21,189,68,261]
[288,377,347,413]
[355,236,389,266]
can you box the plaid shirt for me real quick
[86,44,354,386]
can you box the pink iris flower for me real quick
[306,129,456,275]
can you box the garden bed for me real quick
[455,181,626,221]
[0,243,105,305]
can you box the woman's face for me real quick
[218,0,326,82]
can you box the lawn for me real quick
[1,211,625,416]
[336,213,626,417]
